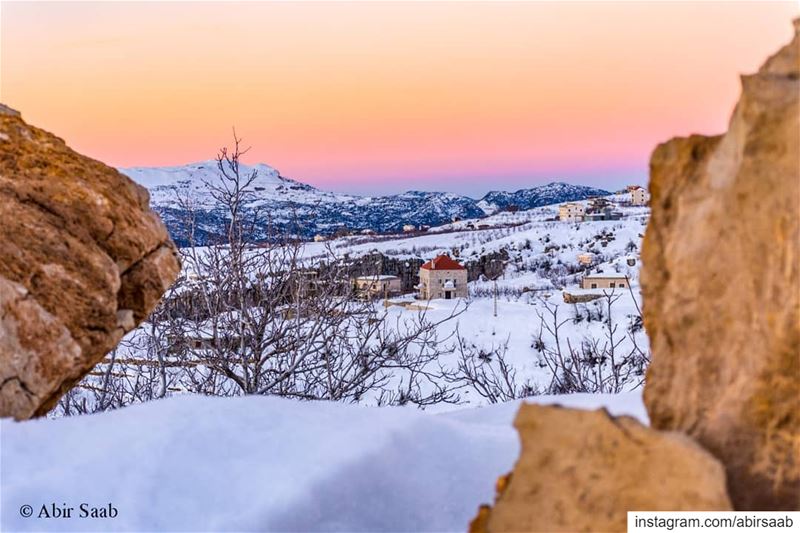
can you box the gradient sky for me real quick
[1,1,796,196]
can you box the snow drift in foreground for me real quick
[2,392,646,532]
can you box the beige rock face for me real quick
[642,21,800,510]
[470,405,732,533]
[0,105,180,420]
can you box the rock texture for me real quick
[469,22,799,530]
[642,20,800,510]
[470,405,732,533]
[0,105,180,420]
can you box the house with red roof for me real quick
[628,185,650,206]
[417,255,468,300]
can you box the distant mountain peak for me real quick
[121,161,610,246]
[477,182,611,215]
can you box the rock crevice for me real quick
[0,106,180,419]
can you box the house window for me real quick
[619,283,625,288]
[610,283,616,288]
[591,283,597,289]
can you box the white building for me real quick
[629,186,649,206]
[580,272,630,290]
[558,202,585,222]
[353,275,402,298]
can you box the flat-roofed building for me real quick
[558,202,585,222]
[629,185,649,206]
[580,273,630,290]
[353,275,402,298]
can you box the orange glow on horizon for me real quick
[1,1,796,194]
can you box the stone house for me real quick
[586,197,611,212]
[580,272,630,290]
[417,255,468,300]
[558,202,585,222]
[584,207,623,221]
[353,275,402,298]
[629,185,649,206]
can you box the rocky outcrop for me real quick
[469,19,799,530]
[0,105,180,420]
[642,20,800,510]
[470,405,732,533]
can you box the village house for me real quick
[402,224,417,233]
[580,272,630,290]
[290,269,322,299]
[353,275,402,299]
[577,252,594,265]
[586,197,611,211]
[584,207,623,221]
[417,255,468,300]
[558,202,585,222]
[313,234,326,242]
[628,185,649,206]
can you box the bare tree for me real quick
[451,332,536,403]
[55,134,467,415]
[533,290,648,394]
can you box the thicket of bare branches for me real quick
[449,331,538,403]
[56,136,467,416]
[532,290,649,394]
[55,136,650,417]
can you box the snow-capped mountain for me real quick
[121,161,610,246]
[477,183,612,214]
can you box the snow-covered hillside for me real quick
[305,194,648,281]
[121,161,610,246]
[1,392,646,532]
[304,197,651,405]
[55,194,651,417]
[477,182,611,214]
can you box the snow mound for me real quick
[1,392,645,532]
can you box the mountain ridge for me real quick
[121,161,612,245]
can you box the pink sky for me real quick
[1,1,796,195]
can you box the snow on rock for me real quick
[1,392,644,532]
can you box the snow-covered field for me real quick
[305,196,652,405]
[1,193,654,531]
[303,195,648,268]
[55,195,651,415]
[1,392,646,532]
